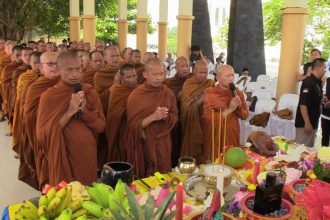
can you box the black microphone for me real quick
[229,83,237,97]
[74,83,82,119]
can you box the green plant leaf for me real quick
[163,210,177,220]
[108,207,127,220]
[144,193,155,220]
[113,199,129,216]
[155,190,176,220]
[125,184,143,220]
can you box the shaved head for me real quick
[143,58,165,87]
[39,52,59,79]
[193,60,208,83]
[144,58,163,71]
[143,52,154,63]
[21,47,34,65]
[104,46,120,67]
[40,52,58,64]
[216,64,235,88]
[175,56,189,78]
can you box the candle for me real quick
[216,168,225,205]
[176,184,184,220]
[218,109,222,160]
[211,109,215,163]
[252,159,260,184]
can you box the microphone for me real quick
[74,83,82,119]
[229,83,237,97]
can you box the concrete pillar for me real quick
[158,0,168,61]
[136,0,148,55]
[276,0,308,101]
[82,0,96,49]
[69,0,80,42]
[177,0,194,58]
[118,0,128,51]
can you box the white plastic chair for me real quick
[270,77,278,88]
[268,94,299,140]
[258,80,270,89]
[240,99,276,145]
[245,81,262,93]
[252,89,272,100]
[257,74,270,82]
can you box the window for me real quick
[215,8,219,26]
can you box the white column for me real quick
[70,0,80,16]
[119,0,128,20]
[83,0,95,15]
[159,0,168,22]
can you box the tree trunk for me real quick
[192,0,214,63]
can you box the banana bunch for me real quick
[37,185,72,219]
[14,200,38,220]
[69,181,89,202]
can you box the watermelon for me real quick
[224,147,247,168]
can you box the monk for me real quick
[28,41,37,50]
[180,60,215,164]
[1,45,24,134]
[46,42,54,52]
[37,40,46,53]
[164,56,190,166]
[130,49,145,84]
[37,51,105,185]
[9,47,33,124]
[14,52,42,189]
[143,52,155,63]
[94,46,121,114]
[106,63,137,162]
[84,42,91,52]
[24,52,60,189]
[126,58,178,177]
[95,40,105,53]
[81,51,105,86]
[57,44,67,54]
[0,39,8,119]
[121,47,132,63]
[203,65,248,161]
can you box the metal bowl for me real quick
[178,156,197,175]
[200,164,235,186]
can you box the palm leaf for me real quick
[144,193,155,220]
[155,190,176,220]
[125,184,144,220]
[163,210,177,220]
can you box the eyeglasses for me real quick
[41,62,57,67]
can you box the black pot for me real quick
[101,161,134,188]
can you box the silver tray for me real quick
[184,174,243,202]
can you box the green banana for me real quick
[80,201,104,218]
[14,211,29,220]
[47,196,62,218]
[57,186,72,215]
[101,208,113,218]
[93,183,111,208]
[37,206,48,217]
[39,195,48,207]
[18,205,38,219]
[115,179,125,201]
[46,188,57,202]
[108,190,120,213]
[56,188,68,199]
[75,215,88,220]
[70,200,82,212]
[86,187,103,206]
[71,208,88,219]
[57,208,72,220]
[23,200,38,213]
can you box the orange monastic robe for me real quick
[203,85,249,161]
[105,84,135,162]
[0,54,11,111]
[126,83,178,178]
[24,76,60,189]
[180,76,214,163]
[37,81,105,185]
[80,67,95,86]
[1,61,22,116]
[134,63,145,84]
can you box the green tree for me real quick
[212,18,229,50]
[167,26,177,55]
[263,0,330,63]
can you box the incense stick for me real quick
[218,108,222,162]
[223,111,227,165]
[211,109,215,163]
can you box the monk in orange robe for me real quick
[180,60,215,164]
[37,51,105,185]
[203,65,248,161]
[106,63,137,162]
[0,39,8,119]
[9,47,33,125]
[80,51,104,86]
[164,56,190,166]
[14,52,41,189]
[1,45,24,134]
[126,58,178,178]
[24,52,60,189]
[130,49,145,84]
[120,47,132,64]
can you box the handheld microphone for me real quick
[74,83,82,119]
[229,83,237,97]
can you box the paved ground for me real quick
[0,120,40,214]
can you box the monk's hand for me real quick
[229,96,241,111]
[153,107,169,121]
[67,92,83,116]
